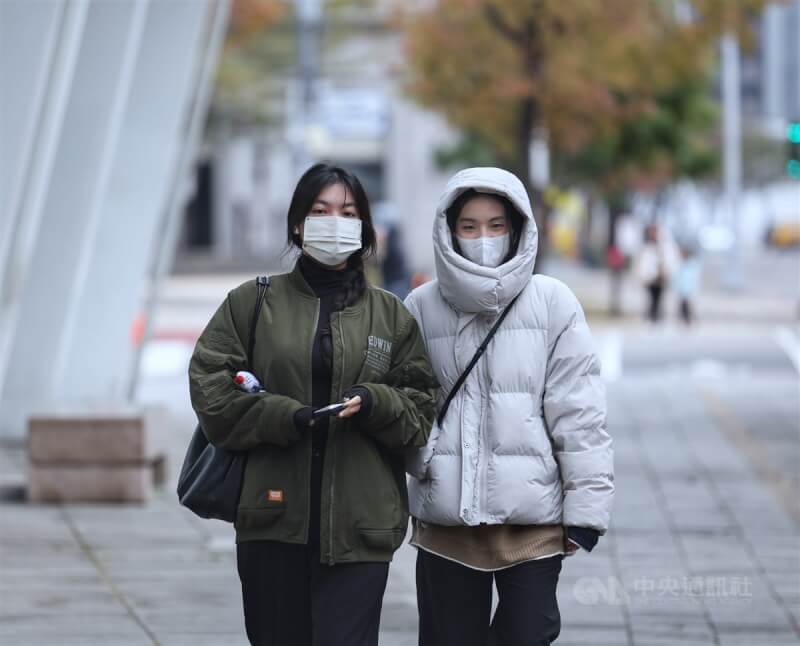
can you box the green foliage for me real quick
[558,75,719,193]
[433,131,502,171]
[402,0,772,199]
[210,0,295,128]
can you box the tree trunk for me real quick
[513,96,550,273]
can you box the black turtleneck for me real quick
[298,254,348,548]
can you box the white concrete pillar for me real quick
[54,0,216,403]
[0,0,228,438]
[1,0,140,436]
[0,0,86,396]
[0,0,67,281]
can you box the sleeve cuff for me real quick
[567,526,600,552]
[344,385,374,419]
[293,406,314,431]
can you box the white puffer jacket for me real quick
[404,168,614,533]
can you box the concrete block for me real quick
[28,463,152,503]
[29,407,167,463]
[27,405,169,503]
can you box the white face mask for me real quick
[457,233,510,268]
[302,215,363,267]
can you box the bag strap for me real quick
[247,276,270,368]
[436,293,521,428]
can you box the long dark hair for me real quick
[446,189,525,265]
[287,163,377,309]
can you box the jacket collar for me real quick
[287,259,367,315]
[288,260,317,298]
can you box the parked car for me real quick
[765,218,800,248]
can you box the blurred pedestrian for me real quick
[634,222,680,323]
[410,271,432,290]
[188,163,438,646]
[675,245,702,326]
[373,203,411,298]
[404,168,614,646]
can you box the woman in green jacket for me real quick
[188,163,438,646]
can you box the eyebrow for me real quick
[314,199,357,208]
[459,216,506,223]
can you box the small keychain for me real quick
[233,371,264,393]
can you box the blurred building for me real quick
[757,1,800,127]
[177,0,455,276]
[179,0,800,275]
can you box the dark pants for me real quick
[417,550,563,646]
[679,297,693,325]
[236,540,389,646]
[647,282,664,322]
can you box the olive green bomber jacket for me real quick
[188,263,439,564]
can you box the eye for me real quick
[343,211,359,218]
[310,208,326,215]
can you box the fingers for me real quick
[338,396,362,418]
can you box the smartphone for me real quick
[312,402,347,419]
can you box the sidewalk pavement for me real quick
[3,257,799,645]
[2,369,798,646]
[543,256,798,325]
[145,251,799,347]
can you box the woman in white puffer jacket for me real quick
[404,167,614,646]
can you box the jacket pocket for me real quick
[405,420,441,480]
[235,504,286,531]
[357,527,406,553]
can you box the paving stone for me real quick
[3,374,799,645]
[6,637,151,646]
[556,625,630,645]
[0,613,145,638]
[717,630,800,646]
[28,408,167,464]
[159,637,248,646]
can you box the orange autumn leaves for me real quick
[402,0,771,170]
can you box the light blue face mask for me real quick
[456,233,510,268]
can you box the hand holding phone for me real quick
[312,402,347,419]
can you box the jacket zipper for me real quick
[328,312,346,565]
[306,300,319,545]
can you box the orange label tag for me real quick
[267,490,284,503]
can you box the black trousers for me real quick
[236,540,389,646]
[679,297,693,325]
[647,283,664,322]
[417,550,563,646]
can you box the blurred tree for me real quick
[211,0,293,127]
[556,73,720,314]
[211,0,386,128]
[404,2,652,191]
[743,130,793,186]
[556,75,719,228]
[402,0,773,263]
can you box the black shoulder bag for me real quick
[177,275,270,522]
[437,293,521,428]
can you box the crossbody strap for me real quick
[247,276,270,368]
[436,292,521,428]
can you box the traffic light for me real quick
[788,121,800,180]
